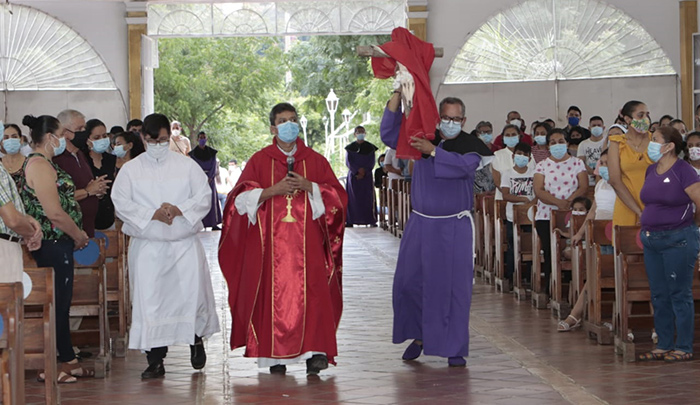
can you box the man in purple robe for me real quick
[345,126,378,227]
[189,131,222,230]
[381,92,493,367]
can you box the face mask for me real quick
[510,119,522,128]
[513,154,529,168]
[479,133,493,144]
[550,143,568,159]
[356,133,366,141]
[599,166,610,182]
[90,138,111,154]
[504,136,519,148]
[113,145,127,158]
[682,133,687,141]
[591,126,604,137]
[647,141,665,162]
[630,117,650,133]
[568,116,580,127]
[52,136,66,156]
[534,135,547,145]
[146,143,169,160]
[198,139,207,147]
[587,160,597,169]
[568,148,577,156]
[439,120,461,139]
[277,121,299,143]
[171,129,181,137]
[572,210,587,216]
[2,138,21,155]
[689,147,700,161]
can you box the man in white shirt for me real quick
[383,147,403,188]
[577,116,607,185]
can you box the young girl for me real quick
[554,196,592,260]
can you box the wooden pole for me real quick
[356,45,443,58]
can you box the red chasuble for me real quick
[218,138,347,364]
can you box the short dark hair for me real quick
[126,119,143,130]
[514,142,531,155]
[568,126,590,145]
[572,196,592,211]
[229,159,238,165]
[354,126,365,133]
[110,126,124,134]
[22,115,60,145]
[659,114,674,123]
[269,103,297,126]
[600,148,609,158]
[669,119,686,128]
[655,125,684,156]
[476,121,492,132]
[568,106,582,115]
[533,122,551,134]
[546,127,567,145]
[589,116,604,124]
[143,113,171,140]
[502,124,520,135]
[686,131,700,143]
[377,153,386,165]
[439,97,466,117]
[114,131,145,158]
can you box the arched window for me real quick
[0,4,117,91]
[444,0,675,84]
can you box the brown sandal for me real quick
[637,350,669,361]
[62,361,95,378]
[36,370,77,384]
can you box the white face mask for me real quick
[690,147,700,161]
[171,129,181,137]
[572,211,587,216]
[146,143,169,161]
[510,119,522,128]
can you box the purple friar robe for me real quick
[380,106,493,358]
[345,141,378,226]
[189,146,222,228]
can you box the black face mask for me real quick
[72,130,89,150]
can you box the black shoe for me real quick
[306,354,328,375]
[269,365,286,374]
[141,362,165,379]
[190,337,206,370]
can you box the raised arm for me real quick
[380,93,403,149]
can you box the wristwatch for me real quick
[430,149,436,158]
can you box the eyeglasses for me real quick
[440,116,464,125]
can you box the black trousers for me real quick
[146,335,202,365]
[32,239,76,363]
[535,220,552,295]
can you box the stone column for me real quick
[126,2,147,120]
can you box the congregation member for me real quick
[19,114,92,383]
[500,142,536,287]
[84,119,117,230]
[169,120,191,155]
[189,131,222,230]
[374,153,387,189]
[659,114,673,127]
[650,122,660,134]
[2,123,27,186]
[491,124,536,201]
[533,128,588,295]
[637,126,700,362]
[226,159,242,189]
[384,147,403,188]
[126,119,143,136]
[345,125,378,227]
[55,109,109,237]
[563,106,582,136]
[608,101,652,227]
[578,116,607,185]
[113,131,145,174]
[670,119,688,140]
[566,126,590,157]
[381,92,493,367]
[219,102,346,375]
[112,113,220,379]
[531,122,551,163]
[472,121,497,194]
[474,120,497,152]
[685,131,700,175]
[492,111,533,150]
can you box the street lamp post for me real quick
[341,108,352,129]
[325,89,339,135]
[300,115,308,144]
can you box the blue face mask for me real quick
[479,132,493,144]
[513,154,529,168]
[52,136,66,156]
[647,141,665,162]
[534,135,547,146]
[568,116,580,127]
[598,166,610,182]
[591,126,604,137]
[2,138,21,155]
[439,120,462,139]
[549,143,568,159]
[504,135,519,148]
[112,145,127,158]
[356,133,366,141]
[90,138,111,154]
[277,121,299,143]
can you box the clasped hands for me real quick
[23,216,43,252]
[272,172,312,196]
[152,203,183,225]
[87,175,112,198]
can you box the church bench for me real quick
[482,194,496,285]
[569,214,588,307]
[379,177,388,230]
[513,205,534,301]
[550,210,586,320]
[583,220,615,345]
[96,230,129,358]
[398,179,411,238]
[0,282,24,405]
[494,200,509,293]
[530,206,548,309]
[388,179,399,237]
[473,193,487,279]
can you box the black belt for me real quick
[0,233,22,243]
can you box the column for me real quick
[680,1,698,126]
[407,1,428,42]
[126,2,148,120]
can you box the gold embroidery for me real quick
[331,206,338,215]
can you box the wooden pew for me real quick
[513,205,535,301]
[398,180,411,237]
[583,220,615,345]
[569,214,588,307]
[550,210,586,319]
[530,206,548,309]
[483,194,496,285]
[96,230,129,358]
[494,201,509,293]
[388,179,399,237]
[23,267,59,405]
[379,177,388,230]
[473,193,486,278]
[0,282,24,405]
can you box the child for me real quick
[500,142,536,288]
[554,196,592,260]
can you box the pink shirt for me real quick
[534,156,586,221]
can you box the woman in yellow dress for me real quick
[608,101,653,226]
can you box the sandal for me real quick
[557,315,581,332]
[62,361,95,378]
[637,350,670,361]
[664,351,693,363]
[37,370,77,384]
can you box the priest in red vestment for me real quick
[219,103,347,375]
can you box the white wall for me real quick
[7,1,129,128]
[427,0,682,129]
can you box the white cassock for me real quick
[112,150,220,350]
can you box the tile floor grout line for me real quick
[350,229,608,405]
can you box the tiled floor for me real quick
[21,227,700,404]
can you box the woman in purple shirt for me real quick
[638,126,700,362]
